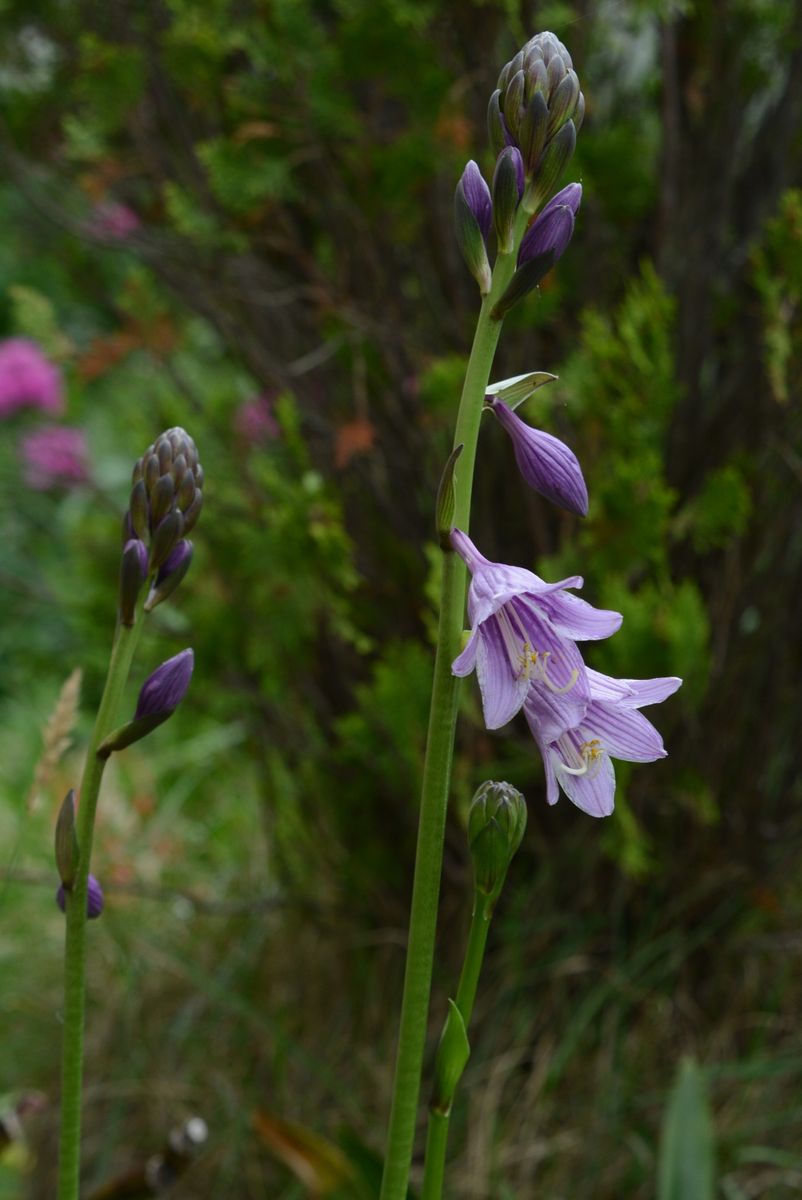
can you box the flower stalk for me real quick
[378,209,529,1200]
[57,612,145,1200]
[57,427,201,1200]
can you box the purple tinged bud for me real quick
[455,161,493,294]
[518,182,581,266]
[125,538,149,579]
[491,399,589,516]
[460,160,492,242]
[144,539,194,612]
[119,538,150,626]
[135,649,194,721]
[57,874,104,919]
[157,538,192,584]
[492,147,524,252]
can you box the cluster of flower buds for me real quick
[120,427,203,624]
[454,32,583,305]
[489,32,583,210]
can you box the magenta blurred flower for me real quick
[235,394,280,443]
[21,425,90,490]
[0,338,63,417]
[89,201,141,241]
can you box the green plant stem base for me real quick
[57,614,144,1200]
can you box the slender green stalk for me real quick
[57,614,145,1200]
[420,891,493,1200]
[421,1112,449,1200]
[379,222,527,1200]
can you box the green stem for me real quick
[379,230,524,1200]
[420,891,493,1200]
[57,614,145,1200]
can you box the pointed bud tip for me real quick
[135,649,194,721]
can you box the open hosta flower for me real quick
[450,529,622,730]
[488,397,588,516]
[525,669,682,817]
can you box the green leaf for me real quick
[657,1057,716,1200]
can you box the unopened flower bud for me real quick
[54,789,79,888]
[125,428,203,577]
[144,540,194,612]
[490,399,588,516]
[98,649,194,757]
[492,147,524,253]
[56,874,104,919]
[454,161,493,294]
[119,538,149,626]
[491,184,580,318]
[468,780,527,898]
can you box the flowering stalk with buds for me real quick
[56,429,202,1200]
[421,781,527,1200]
[379,33,679,1200]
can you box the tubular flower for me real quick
[450,529,622,730]
[525,669,682,817]
[488,397,588,516]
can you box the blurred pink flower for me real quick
[89,201,141,241]
[21,425,90,490]
[0,338,63,417]
[235,394,280,443]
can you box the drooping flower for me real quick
[0,338,63,417]
[21,425,89,490]
[56,874,104,919]
[518,182,581,266]
[488,396,588,516]
[525,668,682,817]
[450,529,622,730]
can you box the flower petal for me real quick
[553,749,616,817]
[586,702,666,762]
[524,683,587,747]
[618,675,682,708]
[452,628,479,677]
[475,620,531,729]
[535,589,623,641]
